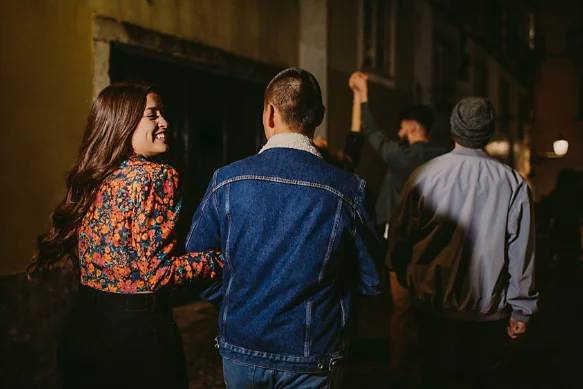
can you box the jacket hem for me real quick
[218,340,344,373]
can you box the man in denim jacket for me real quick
[186,68,384,388]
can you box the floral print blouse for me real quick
[78,155,222,293]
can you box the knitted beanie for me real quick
[450,97,495,148]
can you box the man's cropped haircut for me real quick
[264,68,324,134]
[398,105,436,132]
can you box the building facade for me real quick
[1,0,537,275]
[0,0,541,386]
[530,0,583,197]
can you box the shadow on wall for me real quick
[0,264,219,389]
[431,112,455,150]
[0,263,79,389]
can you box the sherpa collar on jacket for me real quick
[259,132,322,158]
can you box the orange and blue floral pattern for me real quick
[78,155,222,293]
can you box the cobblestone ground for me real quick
[176,264,583,389]
[3,262,581,388]
[173,302,224,389]
[174,295,393,389]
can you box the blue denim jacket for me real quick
[186,134,384,373]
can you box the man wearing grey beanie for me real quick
[387,97,538,388]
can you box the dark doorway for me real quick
[109,43,272,239]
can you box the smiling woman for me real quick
[28,81,223,389]
[132,93,169,158]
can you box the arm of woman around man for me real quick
[131,162,224,288]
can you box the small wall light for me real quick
[553,137,569,157]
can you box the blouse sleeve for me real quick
[131,164,223,288]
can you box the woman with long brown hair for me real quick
[29,82,222,388]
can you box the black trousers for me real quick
[416,312,509,389]
[58,285,189,389]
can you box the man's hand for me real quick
[507,316,527,339]
[349,72,368,102]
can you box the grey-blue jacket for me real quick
[388,147,538,323]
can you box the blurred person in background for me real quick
[549,168,582,287]
[388,97,538,388]
[349,71,447,388]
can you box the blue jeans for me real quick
[223,358,342,389]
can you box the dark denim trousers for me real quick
[58,285,188,389]
[223,357,342,389]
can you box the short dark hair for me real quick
[264,68,325,134]
[398,105,436,132]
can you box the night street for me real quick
[2,1,583,388]
[175,262,583,389]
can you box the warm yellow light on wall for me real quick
[485,140,510,157]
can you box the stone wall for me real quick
[0,264,79,388]
[0,264,223,389]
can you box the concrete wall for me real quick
[470,41,530,178]
[87,0,299,68]
[394,0,416,92]
[0,0,94,275]
[531,0,583,197]
[1,0,300,275]
[327,0,415,195]
[533,57,583,196]
[429,6,531,178]
[299,0,328,138]
[1,5,301,387]
[413,0,434,106]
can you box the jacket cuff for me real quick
[511,311,531,323]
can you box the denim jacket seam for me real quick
[348,200,358,237]
[211,175,359,210]
[353,179,367,227]
[220,340,343,363]
[304,298,312,357]
[318,198,343,282]
[212,171,363,362]
[186,191,214,248]
[222,182,233,339]
[212,171,220,216]
[339,298,346,328]
[221,351,341,374]
[224,182,233,272]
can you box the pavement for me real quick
[175,263,583,388]
[3,260,578,388]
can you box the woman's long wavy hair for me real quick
[29,81,154,278]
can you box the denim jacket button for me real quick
[330,360,338,368]
[317,363,325,370]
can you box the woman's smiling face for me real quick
[131,93,169,158]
